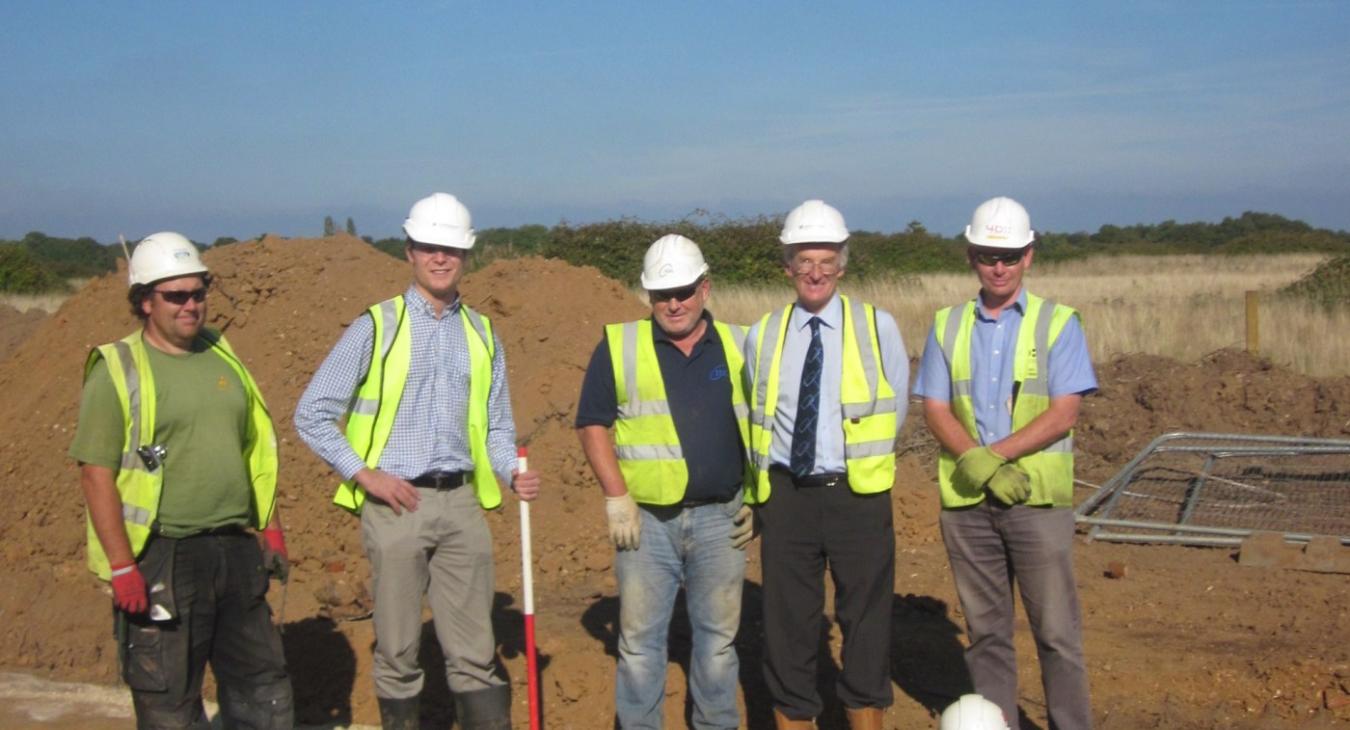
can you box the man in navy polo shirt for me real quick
[576,234,754,730]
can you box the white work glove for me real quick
[605,493,641,551]
[729,505,757,550]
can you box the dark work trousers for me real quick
[118,531,293,730]
[759,467,895,720]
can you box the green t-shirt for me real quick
[69,334,254,537]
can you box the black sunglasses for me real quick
[649,279,703,303]
[972,248,1028,267]
[154,288,208,305]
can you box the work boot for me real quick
[845,706,884,730]
[376,695,419,730]
[773,707,815,729]
[455,684,511,730]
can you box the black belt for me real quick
[681,495,736,508]
[771,465,847,489]
[410,471,467,489]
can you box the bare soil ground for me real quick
[0,303,48,362]
[0,235,1346,729]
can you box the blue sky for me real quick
[3,1,1348,242]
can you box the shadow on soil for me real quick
[580,582,994,730]
[287,592,546,729]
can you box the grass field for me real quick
[708,253,1350,377]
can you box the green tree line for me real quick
[5,212,1348,294]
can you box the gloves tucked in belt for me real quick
[605,494,641,551]
[262,527,290,584]
[955,446,1006,490]
[109,561,148,614]
[987,463,1032,505]
[729,505,758,550]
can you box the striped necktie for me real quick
[790,316,823,478]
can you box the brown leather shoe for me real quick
[845,706,885,730]
[774,707,816,729]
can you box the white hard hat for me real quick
[964,196,1035,249]
[939,694,1009,730]
[780,199,849,245]
[128,232,208,287]
[641,234,708,290]
[402,192,477,249]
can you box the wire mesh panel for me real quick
[1076,432,1350,546]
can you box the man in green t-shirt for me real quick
[70,232,294,729]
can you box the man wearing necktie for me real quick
[744,200,910,730]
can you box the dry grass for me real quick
[707,254,1350,377]
[0,279,87,313]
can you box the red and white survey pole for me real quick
[517,445,540,730]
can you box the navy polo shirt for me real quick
[575,312,745,504]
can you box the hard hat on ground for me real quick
[780,199,849,245]
[128,232,208,287]
[403,192,477,249]
[964,196,1035,249]
[939,694,1009,730]
[641,234,708,290]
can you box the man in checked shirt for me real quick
[295,192,541,730]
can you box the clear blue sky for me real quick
[3,1,1347,242]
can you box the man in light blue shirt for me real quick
[744,200,908,729]
[913,197,1096,729]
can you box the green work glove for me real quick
[987,463,1032,505]
[955,446,1006,490]
[729,505,758,550]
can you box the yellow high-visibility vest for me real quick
[83,329,278,580]
[331,295,502,513]
[746,295,897,503]
[605,319,752,504]
[934,292,1078,508]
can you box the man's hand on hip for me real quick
[955,446,1006,489]
[109,561,148,614]
[355,468,420,514]
[511,469,541,501]
[987,463,1032,505]
[605,493,641,551]
[729,504,758,550]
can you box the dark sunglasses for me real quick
[154,288,208,305]
[972,248,1028,267]
[649,279,703,303]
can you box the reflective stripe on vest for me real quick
[331,296,503,513]
[746,295,897,504]
[606,319,751,505]
[83,330,279,580]
[934,292,1078,508]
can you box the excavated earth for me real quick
[0,234,1347,729]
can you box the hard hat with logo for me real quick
[402,192,477,249]
[964,196,1035,249]
[128,232,208,286]
[641,234,708,291]
[939,694,1009,730]
[780,199,849,245]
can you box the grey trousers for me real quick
[361,485,504,699]
[939,501,1091,730]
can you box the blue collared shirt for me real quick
[912,289,1097,445]
[294,285,519,485]
[744,293,909,474]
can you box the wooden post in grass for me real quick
[1245,290,1260,354]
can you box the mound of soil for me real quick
[0,303,47,362]
[1280,255,1350,309]
[0,234,1346,728]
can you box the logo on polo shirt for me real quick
[709,365,728,381]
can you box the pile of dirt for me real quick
[1,235,1347,729]
[1279,255,1350,309]
[0,303,47,361]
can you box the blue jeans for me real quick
[614,499,746,730]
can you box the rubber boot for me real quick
[455,684,511,730]
[845,706,884,730]
[773,707,815,729]
[376,695,420,730]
